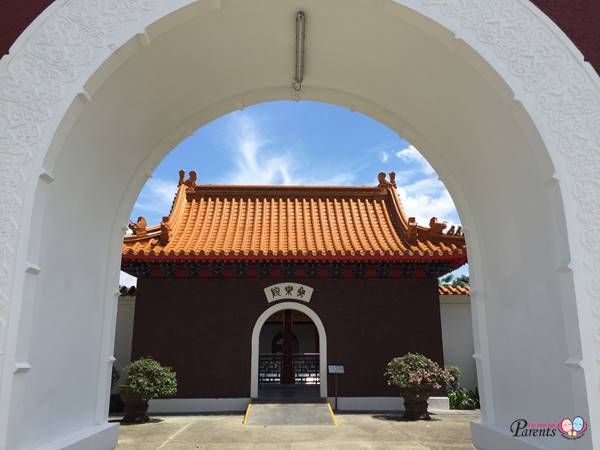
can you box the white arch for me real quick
[0,1,599,449]
[250,302,327,399]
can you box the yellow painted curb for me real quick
[242,400,252,425]
[327,402,338,426]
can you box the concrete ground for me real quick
[115,411,479,449]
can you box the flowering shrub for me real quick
[125,357,177,402]
[445,364,461,391]
[385,353,455,390]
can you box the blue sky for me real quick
[121,101,467,285]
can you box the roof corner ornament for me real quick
[429,217,447,235]
[293,11,306,92]
[446,225,463,236]
[388,172,396,187]
[407,217,418,240]
[377,172,396,188]
[128,216,147,237]
[159,216,171,245]
[377,172,390,188]
[179,170,197,189]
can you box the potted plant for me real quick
[385,353,454,420]
[119,357,177,423]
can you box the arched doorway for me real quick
[251,302,327,399]
[258,310,319,399]
[0,1,598,449]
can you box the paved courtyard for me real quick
[115,411,479,449]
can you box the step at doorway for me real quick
[244,402,336,426]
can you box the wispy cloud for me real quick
[221,112,356,186]
[134,178,178,215]
[397,186,457,225]
[396,144,435,175]
[391,145,458,225]
[378,150,390,163]
[402,177,445,196]
[132,114,458,232]
[223,113,299,185]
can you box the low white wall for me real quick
[327,397,449,411]
[112,295,136,392]
[440,294,477,390]
[149,398,249,413]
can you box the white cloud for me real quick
[222,112,355,186]
[402,177,445,196]
[130,112,357,225]
[396,144,435,175]
[134,178,178,215]
[396,185,457,226]
[391,144,459,225]
[224,113,299,185]
[221,114,458,226]
[131,113,459,233]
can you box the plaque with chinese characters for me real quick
[263,282,314,303]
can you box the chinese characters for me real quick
[264,283,314,303]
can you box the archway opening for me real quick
[258,309,321,401]
[115,99,468,413]
[251,302,328,400]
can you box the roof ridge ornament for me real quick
[429,217,447,235]
[128,216,147,237]
[407,217,418,241]
[445,225,463,236]
[377,172,396,188]
[178,169,198,189]
[159,216,171,246]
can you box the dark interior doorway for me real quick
[258,309,320,400]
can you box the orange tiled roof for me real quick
[122,171,467,262]
[438,285,470,295]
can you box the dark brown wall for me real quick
[131,277,444,398]
[3,2,600,74]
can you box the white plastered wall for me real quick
[0,1,598,449]
[112,295,136,392]
[440,294,477,391]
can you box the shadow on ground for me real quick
[109,417,163,425]
[371,413,441,422]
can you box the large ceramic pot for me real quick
[119,385,149,423]
[399,383,434,420]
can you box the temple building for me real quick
[120,170,467,411]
